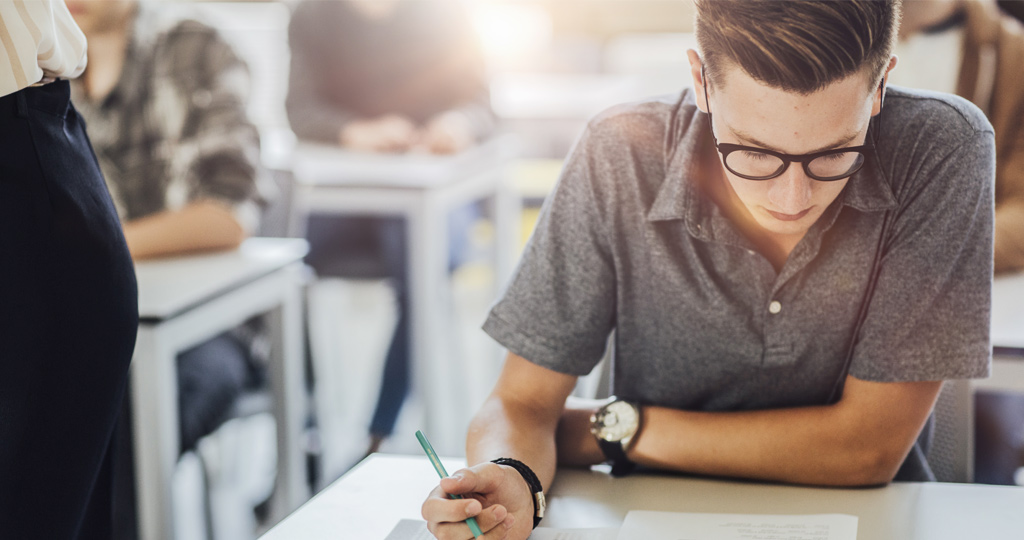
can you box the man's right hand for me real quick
[421,461,534,540]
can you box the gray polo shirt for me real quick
[482,87,995,481]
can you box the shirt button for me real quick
[768,301,782,314]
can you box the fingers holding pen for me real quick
[422,483,516,539]
[439,464,507,497]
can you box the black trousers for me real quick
[0,82,138,539]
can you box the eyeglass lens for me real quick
[725,150,866,181]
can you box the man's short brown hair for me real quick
[695,0,902,94]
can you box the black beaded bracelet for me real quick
[491,458,546,529]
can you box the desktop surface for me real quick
[134,237,308,320]
[992,272,1024,349]
[261,454,1024,540]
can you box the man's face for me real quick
[696,59,884,242]
[66,0,136,36]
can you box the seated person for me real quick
[421,1,995,538]
[898,0,1024,274]
[66,0,271,536]
[286,0,495,455]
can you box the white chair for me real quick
[927,379,975,483]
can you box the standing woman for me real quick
[0,1,138,539]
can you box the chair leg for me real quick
[194,447,217,540]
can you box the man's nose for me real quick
[768,164,814,213]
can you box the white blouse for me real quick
[0,0,86,98]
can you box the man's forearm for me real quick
[631,403,887,486]
[627,377,941,486]
[994,202,1024,274]
[559,377,941,486]
[558,400,888,484]
[122,200,246,260]
[466,395,560,492]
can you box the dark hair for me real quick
[694,0,902,94]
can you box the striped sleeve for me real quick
[0,0,86,98]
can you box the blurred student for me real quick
[66,0,270,536]
[287,0,495,455]
[0,1,138,538]
[898,0,1024,274]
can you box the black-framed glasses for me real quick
[701,66,877,182]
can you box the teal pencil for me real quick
[415,430,484,538]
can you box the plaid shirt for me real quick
[70,6,270,229]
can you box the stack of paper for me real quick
[617,511,858,540]
[386,511,858,540]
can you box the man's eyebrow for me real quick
[727,123,862,155]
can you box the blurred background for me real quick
[65,1,1024,539]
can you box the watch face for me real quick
[594,400,639,442]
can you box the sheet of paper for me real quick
[530,527,621,540]
[383,519,619,540]
[384,519,434,540]
[617,511,858,540]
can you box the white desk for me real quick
[260,454,1024,540]
[992,273,1024,350]
[132,238,310,540]
[979,273,1024,393]
[289,137,520,455]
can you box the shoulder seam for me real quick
[886,92,994,135]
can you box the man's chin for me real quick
[755,215,813,238]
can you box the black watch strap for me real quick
[597,439,637,477]
[491,458,545,528]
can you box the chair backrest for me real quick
[257,166,296,238]
[926,379,975,483]
[572,333,614,400]
[187,1,292,133]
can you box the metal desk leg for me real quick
[408,192,461,454]
[132,327,180,540]
[268,264,311,521]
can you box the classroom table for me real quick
[289,136,520,455]
[979,272,1024,392]
[992,272,1024,349]
[132,237,310,540]
[259,454,1024,540]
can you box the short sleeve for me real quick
[483,128,617,376]
[849,128,995,382]
[164,21,271,229]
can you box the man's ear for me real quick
[687,49,708,114]
[872,55,898,116]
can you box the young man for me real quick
[421,1,996,539]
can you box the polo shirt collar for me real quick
[840,116,899,212]
[646,92,703,224]
[647,89,898,230]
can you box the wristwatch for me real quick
[590,397,642,476]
